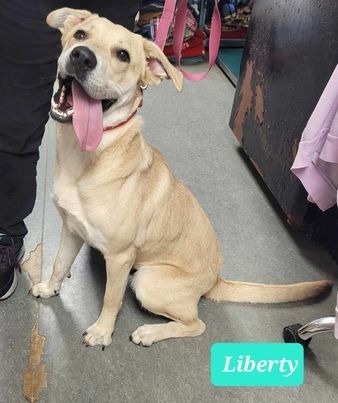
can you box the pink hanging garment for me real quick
[291,65,338,211]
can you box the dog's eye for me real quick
[116,50,130,63]
[74,30,86,40]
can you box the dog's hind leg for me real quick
[130,266,207,346]
[131,320,206,347]
[31,224,83,298]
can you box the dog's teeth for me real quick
[59,86,66,102]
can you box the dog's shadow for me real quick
[87,246,106,295]
[32,247,108,338]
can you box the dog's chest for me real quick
[53,129,100,244]
[53,182,87,237]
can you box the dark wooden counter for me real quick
[229,0,338,258]
[230,0,338,225]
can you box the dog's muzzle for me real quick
[69,46,97,80]
[50,45,117,124]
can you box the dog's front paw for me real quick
[30,282,59,299]
[82,322,113,349]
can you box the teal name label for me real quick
[211,343,304,387]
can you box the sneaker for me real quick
[0,234,25,301]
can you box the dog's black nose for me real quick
[70,46,97,72]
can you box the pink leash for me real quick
[154,0,221,81]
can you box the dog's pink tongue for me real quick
[72,80,103,152]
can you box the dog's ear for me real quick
[142,40,183,92]
[47,8,93,33]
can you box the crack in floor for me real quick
[22,242,47,402]
[21,243,43,287]
[23,322,47,402]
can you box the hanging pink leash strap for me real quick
[154,0,178,49]
[154,0,221,81]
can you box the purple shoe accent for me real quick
[0,233,24,300]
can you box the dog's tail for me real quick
[204,277,333,304]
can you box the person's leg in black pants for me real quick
[0,0,63,238]
[0,0,140,300]
[83,0,141,28]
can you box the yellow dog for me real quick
[31,8,331,348]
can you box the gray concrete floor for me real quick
[1,65,338,403]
